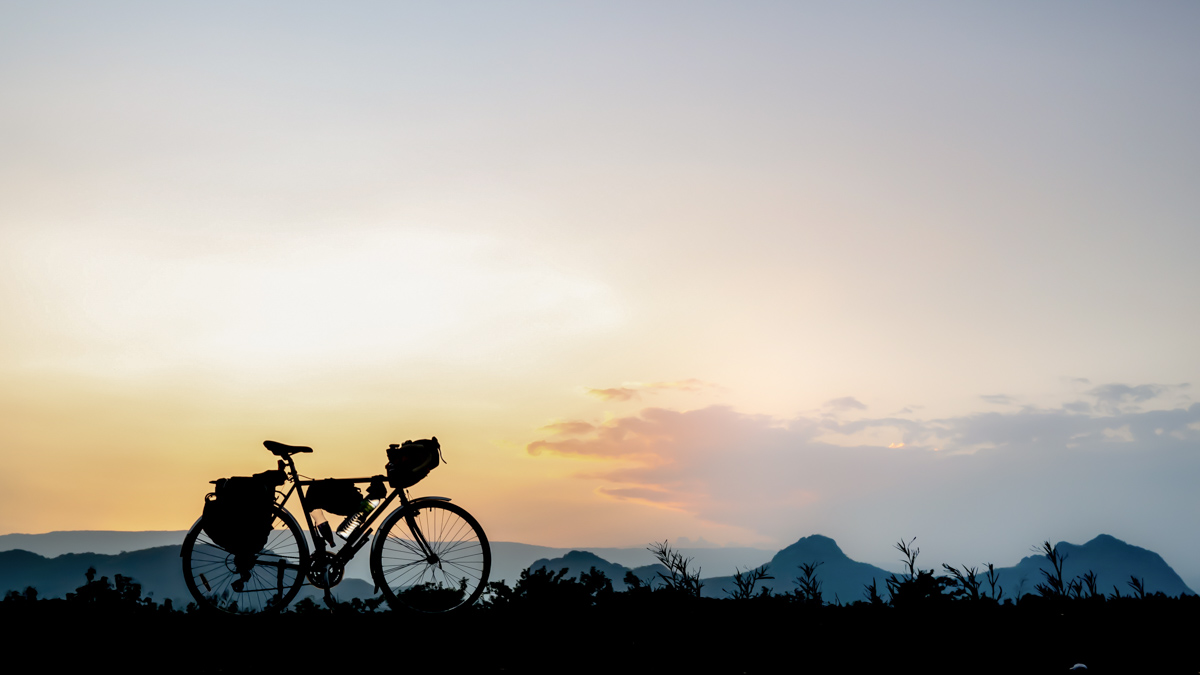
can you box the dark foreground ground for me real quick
[7,595,1199,674]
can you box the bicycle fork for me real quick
[405,512,438,563]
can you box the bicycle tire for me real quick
[181,505,309,614]
[370,500,491,613]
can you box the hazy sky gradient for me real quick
[2,2,1198,577]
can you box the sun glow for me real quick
[3,227,623,376]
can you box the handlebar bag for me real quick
[201,474,277,556]
[305,479,364,516]
[386,437,442,489]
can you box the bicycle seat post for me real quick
[280,454,299,482]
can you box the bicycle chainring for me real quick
[306,551,345,590]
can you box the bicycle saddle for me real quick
[264,440,314,456]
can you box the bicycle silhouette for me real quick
[181,439,490,614]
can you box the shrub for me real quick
[727,565,773,600]
[885,538,951,608]
[794,561,824,605]
[648,541,703,597]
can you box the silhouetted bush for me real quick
[484,565,614,611]
[647,540,703,597]
[884,538,952,609]
[727,564,773,600]
[793,561,823,605]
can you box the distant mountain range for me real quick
[1,531,1192,604]
[0,530,190,557]
[481,534,1196,603]
[0,530,774,592]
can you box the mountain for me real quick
[0,545,192,603]
[531,550,630,583]
[0,531,771,588]
[0,530,189,557]
[701,534,891,602]
[523,536,889,601]
[0,544,383,606]
[3,530,1190,606]
[993,534,1195,599]
[488,542,581,586]
[529,550,668,590]
[481,542,774,586]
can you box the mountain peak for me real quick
[558,550,610,565]
[771,534,854,567]
[1080,533,1128,549]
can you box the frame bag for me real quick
[305,479,364,516]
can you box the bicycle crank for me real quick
[306,551,345,590]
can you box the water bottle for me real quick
[336,498,379,538]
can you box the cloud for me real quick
[824,396,867,411]
[585,379,716,402]
[526,386,1200,568]
[639,379,713,392]
[980,394,1016,405]
[1086,383,1186,414]
[596,486,687,510]
[586,387,640,402]
[538,421,596,436]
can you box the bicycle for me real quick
[180,439,490,614]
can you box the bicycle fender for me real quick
[409,496,451,504]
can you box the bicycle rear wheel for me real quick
[370,500,490,613]
[181,505,309,614]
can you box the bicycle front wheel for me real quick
[370,500,490,613]
[181,505,309,614]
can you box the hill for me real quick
[2,531,1191,605]
[0,530,189,557]
[701,534,891,602]
[529,550,668,589]
[994,534,1194,599]
[0,545,192,603]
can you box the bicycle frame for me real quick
[270,454,444,571]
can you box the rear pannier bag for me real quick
[305,479,364,516]
[386,437,442,489]
[201,469,281,556]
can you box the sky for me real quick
[2,2,1199,581]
